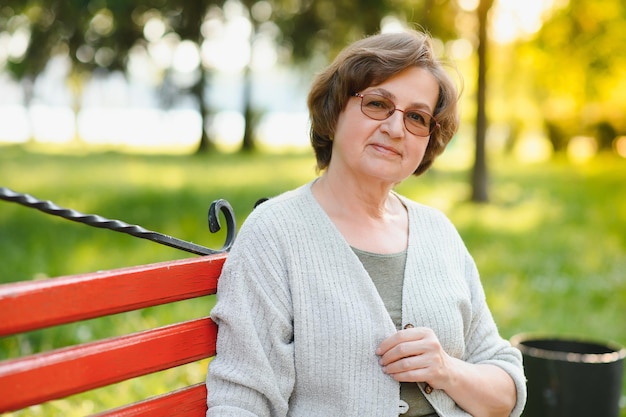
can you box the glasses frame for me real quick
[353,93,439,137]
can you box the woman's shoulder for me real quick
[248,182,313,217]
[259,182,312,206]
[237,182,318,235]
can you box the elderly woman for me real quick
[206,29,526,417]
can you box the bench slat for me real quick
[0,317,217,413]
[93,383,207,417]
[0,254,226,336]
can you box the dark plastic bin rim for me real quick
[511,333,626,364]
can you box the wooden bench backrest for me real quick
[0,253,227,416]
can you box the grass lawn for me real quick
[1,144,625,415]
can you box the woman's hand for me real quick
[376,326,517,417]
[376,325,450,387]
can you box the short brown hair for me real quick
[307,30,459,176]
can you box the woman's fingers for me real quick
[377,326,448,386]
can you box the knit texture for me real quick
[206,181,526,417]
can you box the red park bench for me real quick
[0,187,244,416]
[0,253,226,416]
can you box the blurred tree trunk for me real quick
[239,3,258,153]
[21,78,35,143]
[471,0,494,203]
[194,69,214,153]
[241,64,255,152]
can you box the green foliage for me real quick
[511,0,626,146]
[1,146,625,415]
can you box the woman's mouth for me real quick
[370,143,401,156]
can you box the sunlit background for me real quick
[0,0,625,160]
[2,2,626,415]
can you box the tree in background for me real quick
[1,0,223,150]
[0,0,545,204]
[488,0,626,155]
[1,1,137,130]
[533,0,626,153]
[471,0,494,203]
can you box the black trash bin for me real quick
[511,334,626,417]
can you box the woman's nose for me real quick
[380,110,406,138]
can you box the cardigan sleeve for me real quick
[462,252,527,417]
[206,212,295,417]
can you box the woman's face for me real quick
[331,66,439,185]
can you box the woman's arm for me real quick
[441,357,516,417]
[378,229,526,416]
[207,218,295,417]
[376,327,517,417]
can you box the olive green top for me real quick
[353,247,437,417]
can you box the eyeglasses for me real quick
[353,93,439,137]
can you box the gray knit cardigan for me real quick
[206,182,526,417]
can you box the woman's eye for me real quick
[406,111,428,125]
[366,99,392,110]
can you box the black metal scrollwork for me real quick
[0,187,236,255]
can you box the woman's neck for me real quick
[312,173,409,254]
[313,173,396,220]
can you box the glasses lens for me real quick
[404,110,433,136]
[360,95,394,120]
